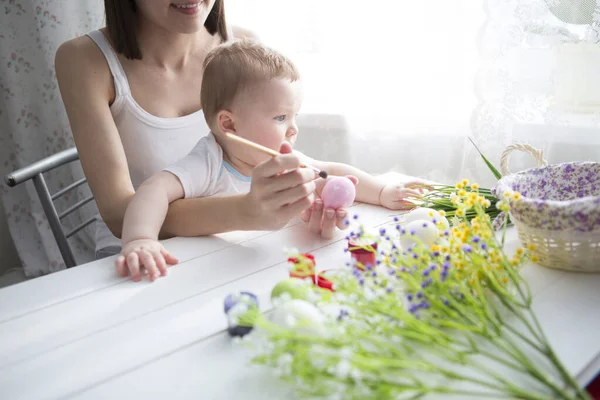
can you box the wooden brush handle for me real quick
[224,133,312,169]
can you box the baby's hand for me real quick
[115,239,179,282]
[379,180,430,210]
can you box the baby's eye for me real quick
[274,115,286,122]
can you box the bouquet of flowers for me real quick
[411,138,510,229]
[235,183,590,400]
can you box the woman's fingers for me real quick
[253,153,302,180]
[335,209,349,230]
[278,193,315,221]
[320,208,337,239]
[268,179,316,209]
[267,168,317,194]
[307,200,324,233]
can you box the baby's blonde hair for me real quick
[201,39,300,129]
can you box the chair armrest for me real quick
[4,147,79,187]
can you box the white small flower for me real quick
[339,347,353,359]
[334,360,352,379]
[285,315,297,327]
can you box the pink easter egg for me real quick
[321,177,356,209]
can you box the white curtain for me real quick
[467,0,600,187]
[228,0,485,182]
[0,0,104,277]
[228,0,600,189]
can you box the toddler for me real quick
[115,40,423,281]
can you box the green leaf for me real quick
[468,137,503,181]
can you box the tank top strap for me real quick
[86,30,131,97]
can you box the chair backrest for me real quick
[4,147,97,268]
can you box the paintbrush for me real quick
[224,133,328,179]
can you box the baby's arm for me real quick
[116,172,184,281]
[313,161,384,205]
[311,160,426,210]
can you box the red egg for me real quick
[321,176,356,209]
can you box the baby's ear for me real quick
[217,110,235,133]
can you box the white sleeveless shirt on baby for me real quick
[86,30,211,253]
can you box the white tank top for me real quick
[86,30,211,253]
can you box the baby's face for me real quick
[231,78,303,165]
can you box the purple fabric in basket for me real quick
[493,162,600,232]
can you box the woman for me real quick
[55,0,349,268]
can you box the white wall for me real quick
[0,196,21,275]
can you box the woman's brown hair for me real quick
[104,0,229,60]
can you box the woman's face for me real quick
[135,0,217,33]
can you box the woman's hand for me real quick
[300,175,358,240]
[115,239,178,282]
[242,142,317,230]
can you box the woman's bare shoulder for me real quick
[55,31,113,98]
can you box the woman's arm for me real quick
[56,37,135,238]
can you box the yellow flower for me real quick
[431,244,441,252]
[456,208,465,217]
[462,179,470,186]
[527,243,537,251]
[531,255,540,263]
[456,182,464,189]
[502,276,509,284]
[483,200,491,208]
[458,189,467,197]
[515,248,523,256]
[512,192,522,201]
[471,183,479,190]
[438,210,446,217]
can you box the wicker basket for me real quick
[494,144,600,273]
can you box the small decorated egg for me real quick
[348,236,378,269]
[271,278,311,302]
[321,176,356,209]
[403,207,450,231]
[269,299,327,335]
[224,291,259,337]
[399,219,439,250]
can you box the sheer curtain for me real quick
[227,0,485,183]
[0,0,104,277]
[228,0,600,189]
[466,0,600,187]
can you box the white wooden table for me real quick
[1,202,599,400]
